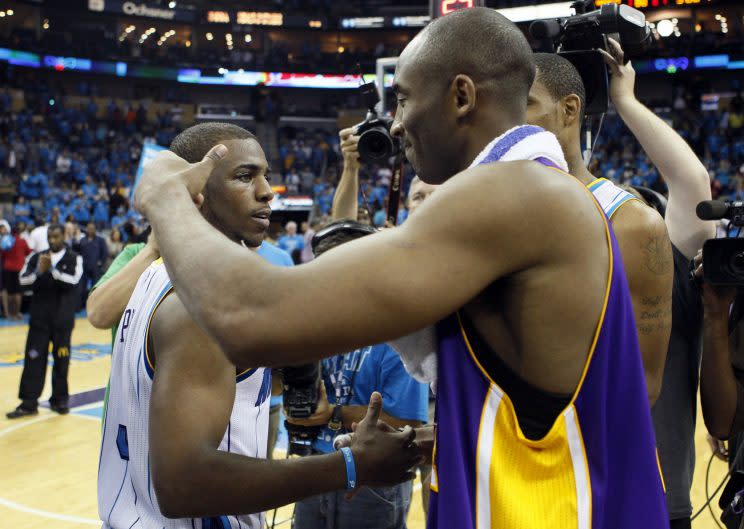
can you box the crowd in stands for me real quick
[589,90,744,200]
[0,78,743,317]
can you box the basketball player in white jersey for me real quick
[98,123,422,529]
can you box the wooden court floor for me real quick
[0,316,732,529]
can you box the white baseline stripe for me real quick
[476,385,501,529]
[0,414,100,525]
[565,406,591,529]
[0,497,100,525]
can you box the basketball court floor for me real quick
[0,315,731,528]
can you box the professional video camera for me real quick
[530,0,651,59]
[697,200,744,285]
[354,81,401,164]
[530,0,651,117]
[279,363,322,456]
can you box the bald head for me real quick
[392,8,536,184]
[412,8,535,114]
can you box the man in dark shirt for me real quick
[76,221,108,306]
[7,224,83,418]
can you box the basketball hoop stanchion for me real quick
[375,56,399,114]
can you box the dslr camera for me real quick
[697,200,744,285]
[278,363,322,456]
[354,81,401,164]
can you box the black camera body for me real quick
[529,1,651,116]
[703,238,744,286]
[354,81,401,164]
[279,363,322,456]
[697,200,744,286]
[530,1,651,58]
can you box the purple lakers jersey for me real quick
[428,169,668,528]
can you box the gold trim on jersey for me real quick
[144,285,175,374]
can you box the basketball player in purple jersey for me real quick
[136,8,669,528]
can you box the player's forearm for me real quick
[700,312,739,439]
[614,96,708,188]
[87,245,158,328]
[341,405,422,431]
[332,164,360,221]
[155,449,348,518]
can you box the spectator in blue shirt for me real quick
[13,196,32,225]
[82,176,98,198]
[277,221,304,254]
[288,221,428,529]
[93,197,109,230]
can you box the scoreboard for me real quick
[430,0,486,19]
[595,0,710,7]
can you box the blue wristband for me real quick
[340,447,357,490]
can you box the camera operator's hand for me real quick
[350,392,423,488]
[285,381,332,427]
[340,128,361,171]
[598,38,637,107]
[707,433,729,461]
[693,250,737,315]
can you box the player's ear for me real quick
[193,193,205,209]
[452,74,477,121]
[562,94,582,128]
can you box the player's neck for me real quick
[465,116,524,168]
[566,150,594,185]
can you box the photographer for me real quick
[694,253,741,441]
[332,128,436,223]
[287,221,429,529]
[528,41,713,529]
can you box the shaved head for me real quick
[392,8,536,184]
[411,8,535,114]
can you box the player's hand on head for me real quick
[598,38,637,106]
[134,145,227,215]
[350,392,424,488]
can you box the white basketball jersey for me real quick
[587,177,639,219]
[98,260,271,529]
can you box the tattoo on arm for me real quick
[641,231,673,276]
[637,294,673,335]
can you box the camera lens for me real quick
[729,251,744,277]
[358,127,395,163]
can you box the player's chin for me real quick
[241,228,267,249]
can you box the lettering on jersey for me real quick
[116,424,130,460]
[120,309,134,343]
[255,368,272,407]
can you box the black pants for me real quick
[670,517,691,529]
[18,324,72,409]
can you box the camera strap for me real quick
[385,152,405,226]
[327,350,364,431]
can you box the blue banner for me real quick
[131,143,167,202]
